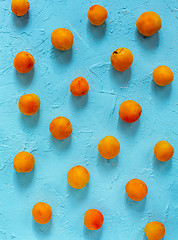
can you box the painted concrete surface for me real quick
[0,0,177,239]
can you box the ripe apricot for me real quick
[84,209,104,230]
[119,100,142,123]
[14,51,35,73]
[154,140,174,162]
[136,11,162,37]
[13,151,35,173]
[87,5,108,26]
[11,0,30,17]
[70,77,89,96]
[144,221,165,240]
[125,178,148,201]
[98,136,120,160]
[111,48,133,72]
[18,93,40,115]
[51,28,74,51]
[153,66,174,86]
[32,202,52,224]
[49,116,72,140]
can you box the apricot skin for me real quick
[14,51,35,73]
[70,77,89,96]
[49,117,72,140]
[13,151,35,173]
[51,28,74,51]
[125,178,148,201]
[87,5,108,26]
[154,141,174,162]
[111,48,133,72]
[32,202,52,224]
[18,93,40,115]
[84,209,104,230]
[153,66,174,86]
[119,100,142,123]
[98,136,120,160]
[11,0,30,17]
[144,221,165,240]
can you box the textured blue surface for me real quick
[0,0,178,239]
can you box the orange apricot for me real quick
[32,202,52,224]
[18,93,40,115]
[125,178,148,201]
[84,209,104,230]
[13,151,35,173]
[119,100,142,123]
[153,66,174,86]
[144,221,165,240]
[14,51,35,73]
[87,5,108,26]
[11,0,30,17]
[51,28,74,51]
[136,11,162,37]
[70,77,89,96]
[111,48,133,72]
[154,140,174,162]
[49,116,72,140]
[98,136,120,160]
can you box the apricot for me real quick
[153,66,174,86]
[154,140,174,162]
[119,100,142,123]
[125,178,148,201]
[87,5,108,26]
[18,93,40,115]
[84,209,104,230]
[14,51,35,73]
[70,77,89,96]
[144,221,165,240]
[136,11,162,37]
[32,202,52,224]
[11,0,30,17]
[51,28,74,51]
[13,151,35,173]
[98,136,120,160]
[111,48,133,72]
[49,116,72,140]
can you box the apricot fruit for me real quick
[32,202,52,224]
[154,140,174,162]
[87,5,108,26]
[119,100,142,123]
[13,151,35,173]
[70,77,89,96]
[125,178,148,201]
[51,28,74,50]
[14,51,35,73]
[111,48,133,72]
[84,209,104,230]
[98,136,120,160]
[144,221,165,240]
[11,0,30,17]
[153,66,174,86]
[18,93,40,115]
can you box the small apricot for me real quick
[98,136,120,160]
[87,5,108,26]
[49,116,72,140]
[70,77,89,96]
[125,178,148,201]
[18,93,40,115]
[136,11,162,37]
[84,209,104,230]
[13,151,35,173]
[119,100,142,123]
[67,165,90,189]
[153,66,174,86]
[14,51,35,73]
[51,28,74,51]
[144,221,165,240]
[154,140,174,162]
[111,48,133,72]
[11,0,30,17]
[32,202,52,224]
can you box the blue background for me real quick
[0,0,178,239]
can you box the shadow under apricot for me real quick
[14,168,35,188]
[87,21,106,39]
[83,225,103,240]
[70,94,88,109]
[50,47,73,65]
[109,66,132,86]
[97,154,118,172]
[124,193,147,212]
[152,155,172,173]
[151,81,172,100]
[117,118,140,136]
[20,110,40,128]
[66,183,89,201]
[15,68,35,86]
[32,218,52,235]
[12,12,30,28]
[135,30,160,49]
[50,135,72,151]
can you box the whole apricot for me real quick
[84,209,104,230]
[154,140,174,162]
[144,221,165,240]
[98,136,120,160]
[49,116,72,140]
[119,100,142,123]
[70,77,89,96]
[111,48,133,72]
[87,5,108,26]
[18,93,40,115]
[13,151,35,173]
[14,51,35,73]
[153,66,174,86]
[11,0,30,17]
[67,165,90,189]
[51,28,74,51]
[32,202,52,224]
[136,11,162,37]
[125,178,148,201]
